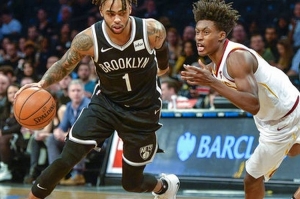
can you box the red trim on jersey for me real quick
[281,96,299,118]
[214,39,229,77]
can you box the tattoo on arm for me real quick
[41,33,93,87]
[147,20,166,45]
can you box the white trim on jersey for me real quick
[91,24,99,62]
[101,16,136,51]
[142,18,153,54]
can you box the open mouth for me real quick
[197,43,204,52]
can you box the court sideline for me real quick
[0,182,295,199]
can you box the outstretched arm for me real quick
[181,50,260,115]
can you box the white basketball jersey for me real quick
[213,40,299,121]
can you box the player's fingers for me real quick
[198,59,206,69]
[183,64,201,73]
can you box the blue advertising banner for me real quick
[143,111,300,183]
[105,110,300,184]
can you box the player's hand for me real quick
[14,82,43,100]
[180,59,215,86]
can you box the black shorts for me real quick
[69,92,162,165]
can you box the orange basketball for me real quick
[14,87,56,130]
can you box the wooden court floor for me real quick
[0,182,295,199]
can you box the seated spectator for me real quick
[229,22,250,47]
[15,60,40,84]
[46,79,90,186]
[288,1,300,52]
[182,25,195,43]
[172,39,199,78]
[0,83,22,181]
[35,8,54,37]
[0,65,16,83]
[275,14,290,39]
[0,74,10,111]
[76,62,96,98]
[56,74,72,106]
[286,48,300,77]
[167,27,182,70]
[0,9,22,41]
[161,78,188,109]
[274,37,294,73]
[1,42,22,69]
[264,25,279,60]
[250,33,276,65]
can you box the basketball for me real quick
[14,87,56,130]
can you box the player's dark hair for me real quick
[192,0,240,35]
[92,0,137,10]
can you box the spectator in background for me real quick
[17,37,27,58]
[55,5,73,33]
[264,25,279,61]
[1,42,22,69]
[35,36,53,77]
[136,0,159,19]
[22,61,40,82]
[0,83,21,182]
[26,25,41,47]
[35,8,54,37]
[161,78,188,109]
[172,39,199,77]
[76,62,96,98]
[0,9,22,41]
[51,23,72,58]
[167,27,182,71]
[275,13,290,39]
[71,0,97,31]
[0,65,16,84]
[0,74,9,110]
[23,41,38,67]
[229,22,250,47]
[288,1,300,52]
[182,25,195,42]
[287,48,300,77]
[47,79,90,186]
[20,76,35,87]
[274,37,294,73]
[45,56,61,94]
[56,75,72,106]
[250,33,276,65]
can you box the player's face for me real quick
[195,20,226,57]
[100,0,131,34]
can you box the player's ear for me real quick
[129,5,132,14]
[218,31,226,42]
[99,7,103,17]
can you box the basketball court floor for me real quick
[0,182,295,199]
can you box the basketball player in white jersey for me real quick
[181,0,300,199]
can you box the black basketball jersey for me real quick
[92,16,161,109]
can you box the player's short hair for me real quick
[192,0,240,35]
[91,0,137,10]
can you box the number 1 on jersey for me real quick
[122,73,132,91]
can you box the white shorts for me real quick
[246,105,300,182]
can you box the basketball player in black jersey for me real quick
[15,0,180,198]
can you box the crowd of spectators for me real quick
[0,0,300,184]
